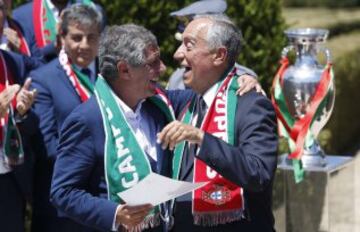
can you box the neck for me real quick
[197,66,229,95]
[110,80,141,111]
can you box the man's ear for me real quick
[213,47,227,66]
[117,61,131,80]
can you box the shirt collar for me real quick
[112,91,145,120]
[201,82,218,109]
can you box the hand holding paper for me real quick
[118,173,207,206]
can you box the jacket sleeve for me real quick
[50,110,117,231]
[165,89,196,117]
[30,74,59,159]
[197,92,278,192]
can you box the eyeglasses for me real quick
[144,56,162,72]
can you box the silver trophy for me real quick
[281,28,335,167]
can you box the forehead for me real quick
[66,22,99,35]
[183,18,212,40]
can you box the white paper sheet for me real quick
[118,173,207,206]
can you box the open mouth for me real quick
[183,66,192,78]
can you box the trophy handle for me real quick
[281,45,294,58]
[318,46,332,64]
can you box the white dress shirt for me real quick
[110,93,159,230]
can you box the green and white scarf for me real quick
[94,75,175,231]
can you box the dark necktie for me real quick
[195,96,207,128]
[81,68,94,84]
[180,96,207,180]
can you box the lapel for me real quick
[142,100,171,176]
[178,97,198,181]
[179,143,194,181]
[56,61,81,100]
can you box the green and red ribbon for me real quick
[271,57,334,182]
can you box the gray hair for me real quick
[60,4,102,36]
[193,14,243,66]
[98,24,158,81]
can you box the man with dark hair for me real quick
[29,4,102,231]
[13,0,105,61]
[158,15,278,231]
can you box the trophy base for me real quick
[283,153,326,168]
[273,154,355,232]
[284,142,327,168]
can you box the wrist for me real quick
[196,130,204,145]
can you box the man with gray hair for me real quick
[29,4,102,232]
[157,15,278,231]
[50,24,186,231]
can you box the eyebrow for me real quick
[146,51,160,61]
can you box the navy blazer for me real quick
[51,97,174,231]
[30,58,86,160]
[13,1,106,61]
[29,58,97,231]
[167,90,278,232]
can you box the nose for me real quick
[79,37,90,49]
[173,44,185,62]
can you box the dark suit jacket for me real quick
[0,50,42,231]
[29,58,96,231]
[12,1,106,61]
[50,97,174,231]
[168,90,278,232]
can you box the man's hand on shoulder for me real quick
[236,74,266,96]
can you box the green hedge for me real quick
[283,0,360,7]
